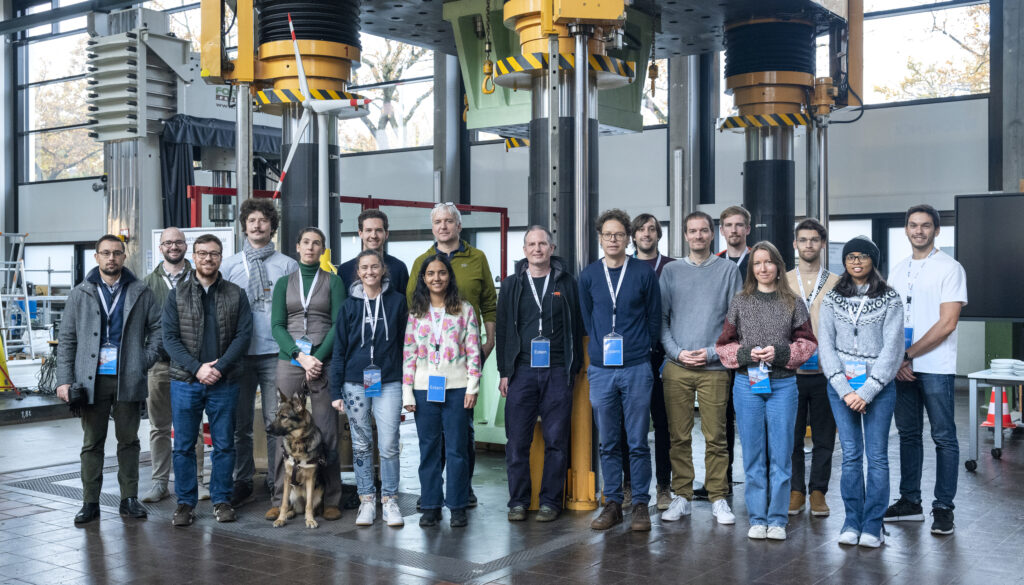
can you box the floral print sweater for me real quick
[402,300,482,406]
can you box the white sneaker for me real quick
[838,530,860,545]
[747,525,768,539]
[858,532,884,548]
[660,496,692,522]
[711,499,735,525]
[382,495,404,527]
[766,526,787,540]
[198,483,210,501]
[355,495,376,526]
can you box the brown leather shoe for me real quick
[322,506,342,521]
[265,507,280,521]
[630,503,651,532]
[788,491,805,515]
[810,490,830,517]
[590,501,623,530]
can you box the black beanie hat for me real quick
[842,236,880,267]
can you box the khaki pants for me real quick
[271,360,342,508]
[662,362,730,501]
[147,360,205,486]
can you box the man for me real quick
[407,202,498,505]
[786,218,840,518]
[339,209,409,293]
[221,198,298,507]
[163,234,253,527]
[496,226,584,523]
[659,211,742,526]
[141,227,202,504]
[885,204,966,536]
[625,213,675,510]
[580,208,661,532]
[56,235,161,524]
[695,204,752,500]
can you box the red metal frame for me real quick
[184,187,510,279]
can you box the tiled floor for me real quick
[1,384,1022,585]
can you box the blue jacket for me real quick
[329,282,408,400]
[579,257,661,368]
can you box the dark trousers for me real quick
[415,388,470,510]
[504,365,572,510]
[81,375,141,503]
[725,370,736,484]
[619,352,671,488]
[791,373,836,494]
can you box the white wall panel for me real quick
[19,179,106,243]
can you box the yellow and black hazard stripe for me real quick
[503,137,529,151]
[719,113,809,130]
[495,52,634,79]
[256,88,364,105]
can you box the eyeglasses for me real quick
[194,251,222,260]
[96,250,125,258]
[160,240,186,248]
[434,202,457,208]
[601,232,628,242]
[845,253,871,263]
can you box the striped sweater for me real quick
[818,287,905,403]
[715,290,817,378]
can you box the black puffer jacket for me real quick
[496,256,584,380]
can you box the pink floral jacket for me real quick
[402,300,482,406]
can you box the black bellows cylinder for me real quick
[724,22,815,77]
[257,0,361,49]
[528,116,599,270]
[743,160,796,270]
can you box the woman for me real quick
[716,241,817,541]
[403,253,482,528]
[269,227,346,522]
[818,236,904,548]
[330,250,408,527]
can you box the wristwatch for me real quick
[291,349,301,360]
[903,351,911,362]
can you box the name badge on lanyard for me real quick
[96,284,123,375]
[427,308,447,401]
[602,258,628,367]
[748,347,771,393]
[902,249,936,351]
[845,360,868,390]
[363,295,383,397]
[528,273,551,368]
[797,266,826,372]
[427,375,446,402]
[291,271,320,366]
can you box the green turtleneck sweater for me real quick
[271,261,346,361]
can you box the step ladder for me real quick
[1,233,36,360]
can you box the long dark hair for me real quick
[410,253,462,317]
[834,267,889,298]
[740,241,798,311]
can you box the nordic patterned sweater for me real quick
[817,286,904,404]
[715,290,817,379]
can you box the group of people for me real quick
[56,198,966,545]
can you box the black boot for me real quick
[74,503,100,524]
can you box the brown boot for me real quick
[788,491,805,516]
[809,490,830,517]
[630,503,651,532]
[590,501,623,530]
[322,506,342,521]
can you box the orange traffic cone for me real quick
[981,388,1019,428]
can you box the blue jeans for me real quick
[588,363,653,506]
[827,382,896,538]
[343,381,403,497]
[414,387,470,510]
[733,373,798,527]
[894,373,958,510]
[171,380,238,507]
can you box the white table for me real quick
[966,369,1024,471]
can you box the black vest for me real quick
[169,276,243,382]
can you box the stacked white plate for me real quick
[1014,360,1024,377]
[991,358,1017,376]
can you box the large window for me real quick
[864,3,989,104]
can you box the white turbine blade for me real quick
[272,109,311,198]
[310,98,373,118]
[288,13,311,106]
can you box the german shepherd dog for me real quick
[266,390,325,529]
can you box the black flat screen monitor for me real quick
[954,193,1024,321]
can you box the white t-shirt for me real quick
[889,249,967,375]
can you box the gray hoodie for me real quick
[660,254,743,370]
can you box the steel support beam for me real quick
[1002,0,1024,192]
[0,0,140,35]
[236,83,253,249]
[1,0,16,234]
[433,53,468,204]
[667,56,698,258]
